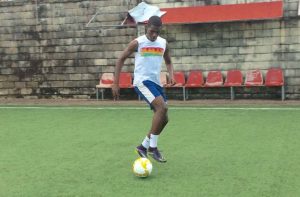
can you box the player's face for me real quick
[146,25,161,42]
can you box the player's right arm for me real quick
[112,40,138,100]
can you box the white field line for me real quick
[0,106,300,110]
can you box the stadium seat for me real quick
[244,69,263,86]
[265,67,285,100]
[165,71,186,100]
[119,72,133,88]
[119,72,139,100]
[185,70,204,100]
[224,69,243,100]
[96,73,114,100]
[204,71,223,87]
[185,70,204,88]
[224,69,243,87]
[265,67,284,86]
[172,71,186,87]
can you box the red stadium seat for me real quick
[265,68,284,86]
[205,71,223,87]
[244,69,263,86]
[224,69,243,100]
[185,70,204,100]
[265,67,285,100]
[119,72,133,88]
[165,71,186,100]
[172,71,186,87]
[185,70,204,88]
[224,69,243,86]
[96,73,114,100]
[119,72,139,100]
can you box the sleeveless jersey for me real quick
[133,35,166,86]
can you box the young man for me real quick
[112,16,175,163]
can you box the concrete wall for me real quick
[0,0,138,99]
[0,0,299,99]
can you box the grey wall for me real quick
[0,0,299,99]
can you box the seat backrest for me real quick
[265,67,284,86]
[244,69,263,86]
[119,72,132,88]
[185,70,204,87]
[224,69,243,86]
[205,71,223,87]
[99,73,114,88]
[173,71,186,86]
[160,72,168,86]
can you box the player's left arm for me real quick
[164,43,176,85]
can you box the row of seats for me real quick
[96,68,285,100]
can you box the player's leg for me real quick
[134,80,168,162]
[147,96,168,163]
[149,96,169,136]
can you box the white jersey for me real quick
[133,35,166,86]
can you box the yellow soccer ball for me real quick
[132,158,153,178]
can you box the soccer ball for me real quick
[132,158,153,177]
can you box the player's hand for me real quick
[111,84,120,100]
[168,77,176,86]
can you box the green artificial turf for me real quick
[1,106,300,197]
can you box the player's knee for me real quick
[159,104,168,115]
[153,100,167,113]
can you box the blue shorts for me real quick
[134,80,167,108]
